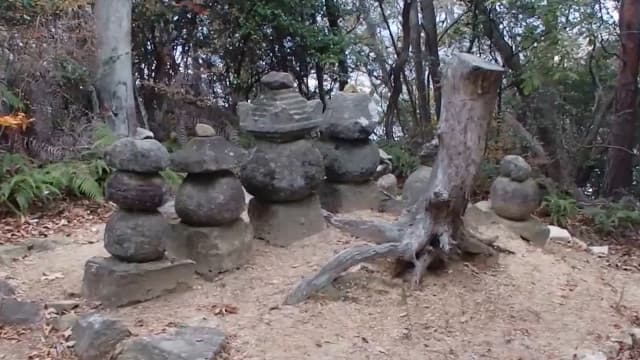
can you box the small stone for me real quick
[574,350,606,360]
[72,314,131,360]
[0,297,41,325]
[321,91,378,140]
[402,166,433,207]
[473,200,492,212]
[105,171,166,211]
[490,177,541,221]
[194,123,217,137]
[248,195,325,247]
[82,257,195,308]
[170,136,248,174]
[0,279,16,297]
[588,246,609,256]
[320,182,382,213]
[499,155,532,182]
[376,174,398,195]
[0,244,29,265]
[46,300,81,313]
[25,237,72,252]
[115,326,225,360]
[134,127,154,140]
[260,71,295,90]
[175,174,245,226]
[315,139,379,183]
[105,138,170,173]
[240,140,324,202]
[548,225,572,245]
[628,327,640,346]
[602,341,620,358]
[168,219,253,281]
[104,210,169,262]
[48,313,79,331]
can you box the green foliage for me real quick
[159,169,185,192]
[378,142,419,179]
[590,204,640,235]
[54,57,91,87]
[0,83,25,112]
[542,194,578,227]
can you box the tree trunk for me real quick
[325,0,349,90]
[95,0,137,137]
[604,0,640,196]
[286,53,504,305]
[421,0,441,121]
[410,0,432,140]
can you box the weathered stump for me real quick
[285,53,505,304]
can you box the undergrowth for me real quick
[378,141,419,179]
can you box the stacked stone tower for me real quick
[166,125,253,280]
[82,132,195,307]
[238,72,325,246]
[490,155,542,221]
[316,89,381,213]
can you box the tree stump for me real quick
[285,53,505,305]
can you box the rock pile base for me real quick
[319,182,382,213]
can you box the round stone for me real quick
[499,155,532,182]
[105,171,166,211]
[195,123,216,137]
[175,173,245,226]
[402,165,433,206]
[376,173,398,195]
[105,138,169,173]
[261,72,295,90]
[322,92,378,140]
[104,210,168,262]
[169,136,248,174]
[315,139,379,183]
[490,176,541,221]
[240,140,324,202]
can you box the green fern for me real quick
[542,194,578,227]
[160,169,185,191]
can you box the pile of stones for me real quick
[316,89,382,213]
[82,131,195,308]
[166,124,253,280]
[490,155,542,221]
[238,72,326,246]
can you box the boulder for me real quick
[168,219,253,280]
[72,314,131,360]
[105,138,169,173]
[465,203,550,247]
[0,298,41,325]
[105,171,166,211]
[499,155,532,182]
[104,210,169,262]
[0,279,15,297]
[260,71,295,90]
[402,165,433,207]
[548,225,572,245]
[134,127,154,140]
[240,140,324,202]
[315,139,379,183]
[194,123,216,137]
[320,182,382,213]
[115,326,225,360]
[82,257,195,308]
[490,177,541,221]
[169,136,247,174]
[321,91,378,140]
[175,174,245,226]
[376,173,398,195]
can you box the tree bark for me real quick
[325,0,349,90]
[286,53,504,305]
[95,0,137,137]
[604,0,640,196]
[410,0,432,140]
[420,0,441,120]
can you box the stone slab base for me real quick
[82,256,195,308]
[167,219,253,281]
[115,326,225,360]
[319,181,382,213]
[248,195,325,247]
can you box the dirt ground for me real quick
[2,210,640,360]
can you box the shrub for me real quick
[378,142,420,179]
[542,194,578,227]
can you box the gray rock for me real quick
[490,177,541,221]
[240,140,324,202]
[105,138,170,173]
[175,174,245,226]
[0,279,15,297]
[574,351,606,360]
[169,136,247,174]
[82,257,195,308]
[105,171,166,211]
[134,127,154,140]
[25,237,72,252]
[376,174,398,195]
[48,313,79,331]
[260,71,295,90]
[320,182,382,213]
[0,244,29,265]
[115,326,225,360]
[499,155,532,182]
[248,195,325,247]
[322,91,378,140]
[402,166,433,207]
[72,314,131,360]
[104,210,169,262]
[0,297,41,325]
[168,219,253,281]
[588,246,609,256]
[45,300,81,313]
[629,327,640,346]
[194,123,216,137]
[316,139,379,183]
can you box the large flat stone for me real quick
[0,297,41,325]
[465,203,550,247]
[82,257,195,308]
[248,195,325,247]
[167,219,253,281]
[115,326,225,360]
[72,314,131,360]
[319,182,382,213]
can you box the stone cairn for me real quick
[490,155,542,221]
[165,124,253,280]
[82,130,195,308]
[316,88,381,213]
[237,72,326,246]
